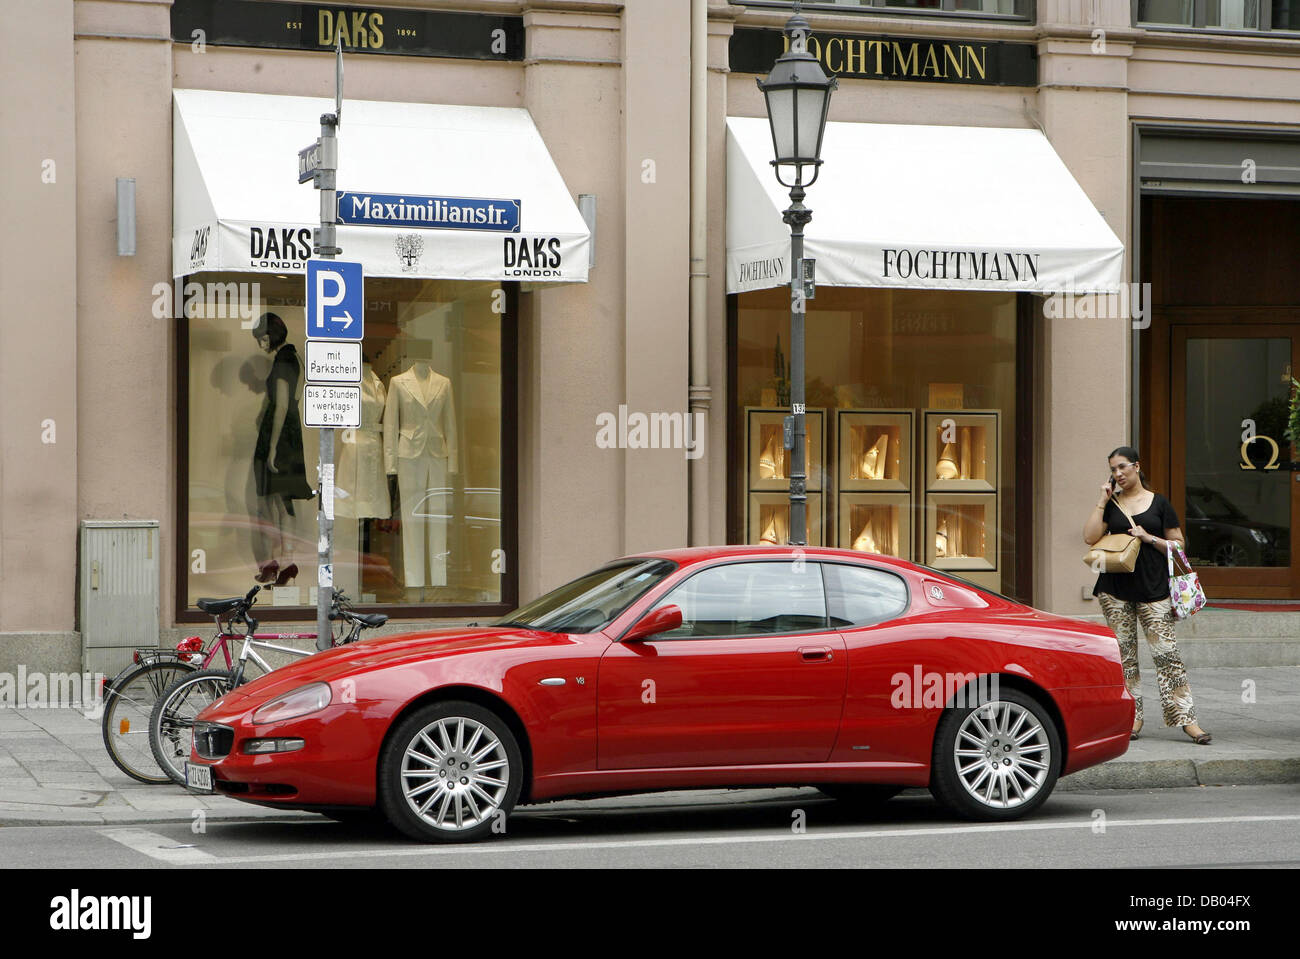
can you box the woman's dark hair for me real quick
[1108,445,1151,488]
[252,312,287,349]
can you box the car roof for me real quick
[620,545,920,574]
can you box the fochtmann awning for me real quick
[173,89,590,282]
[727,116,1123,295]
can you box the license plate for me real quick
[185,762,213,793]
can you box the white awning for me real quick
[174,89,589,283]
[727,117,1123,295]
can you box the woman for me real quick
[1083,446,1211,744]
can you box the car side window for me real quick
[823,563,909,628]
[653,562,827,639]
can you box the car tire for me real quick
[817,784,903,805]
[929,688,1061,821]
[379,701,522,843]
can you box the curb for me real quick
[1058,757,1300,790]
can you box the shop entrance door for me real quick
[1171,324,1300,598]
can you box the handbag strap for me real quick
[1108,493,1139,531]
[1167,540,1193,576]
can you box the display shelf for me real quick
[748,493,824,547]
[836,410,912,492]
[837,492,912,561]
[923,410,998,492]
[926,493,997,570]
[746,407,825,492]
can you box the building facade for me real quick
[3,0,1300,675]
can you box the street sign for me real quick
[305,341,362,384]
[305,259,363,341]
[298,140,321,184]
[303,384,361,429]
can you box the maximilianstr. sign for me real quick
[336,191,521,232]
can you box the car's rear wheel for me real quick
[379,701,521,843]
[929,688,1060,821]
[817,784,903,805]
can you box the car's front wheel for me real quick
[378,701,522,843]
[929,688,1060,821]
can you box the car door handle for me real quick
[799,646,833,663]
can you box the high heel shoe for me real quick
[255,560,280,584]
[1130,720,1143,741]
[273,563,299,587]
[1182,724,1212,745]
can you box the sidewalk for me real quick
[1,666,1296,826]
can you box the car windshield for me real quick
[494,559,677,634]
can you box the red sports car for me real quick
[185,546,1133,842]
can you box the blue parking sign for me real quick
[305,260,363,341]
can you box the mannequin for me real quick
[384,360,458,598]
[335,361,391,597]
[250,312,313,586]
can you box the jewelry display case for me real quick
[745,407,825,492]
[923,410,998,492]
[926,493,997,571]
[838,493,912,560]
[836,410,911,492]
[748,493,824,547]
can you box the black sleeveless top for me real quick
[1092,492,1181,603]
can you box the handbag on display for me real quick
[1168,541,1207,620]
[1082,495,1141,573]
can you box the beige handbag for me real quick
[1084,496,1142,573]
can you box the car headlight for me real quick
[1249,529,1268,544]
[251,682,332,725]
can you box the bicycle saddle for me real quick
[196,596,245,615]
[354,613,388,628]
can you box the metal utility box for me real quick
[79,520,160,676]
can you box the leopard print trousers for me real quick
[1096,593,1197,727]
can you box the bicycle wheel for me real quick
[101,660,198,784]
[149,669,237,786]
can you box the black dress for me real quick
[1092,492,1181,603]
[253,344,314,502]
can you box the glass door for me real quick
[1172,325,1298,597]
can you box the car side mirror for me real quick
[623,605,682,643]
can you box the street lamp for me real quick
[757,2,836,547]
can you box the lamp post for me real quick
[757,3,836,547]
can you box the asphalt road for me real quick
[0,784,1297,869]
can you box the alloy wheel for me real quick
[952,700,1052,810]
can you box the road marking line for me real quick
[209,813,1300,865]
[99,827,218,864]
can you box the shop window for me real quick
[733,287,1018,596]
[1137,0,1296,30]
[182,273,509,614]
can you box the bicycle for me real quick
[148,585,386,786]
[99,588,273,784]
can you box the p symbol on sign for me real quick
[305,259,364,341]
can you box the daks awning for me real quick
[173,89,589,282]
[726,117,1123,295]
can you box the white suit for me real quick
[384,363,458,588]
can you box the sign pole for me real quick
[313,38,343,651]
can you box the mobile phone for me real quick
[1108,476,1116,491]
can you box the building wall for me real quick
[9,1,1300,673]
[0,0,81,671]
